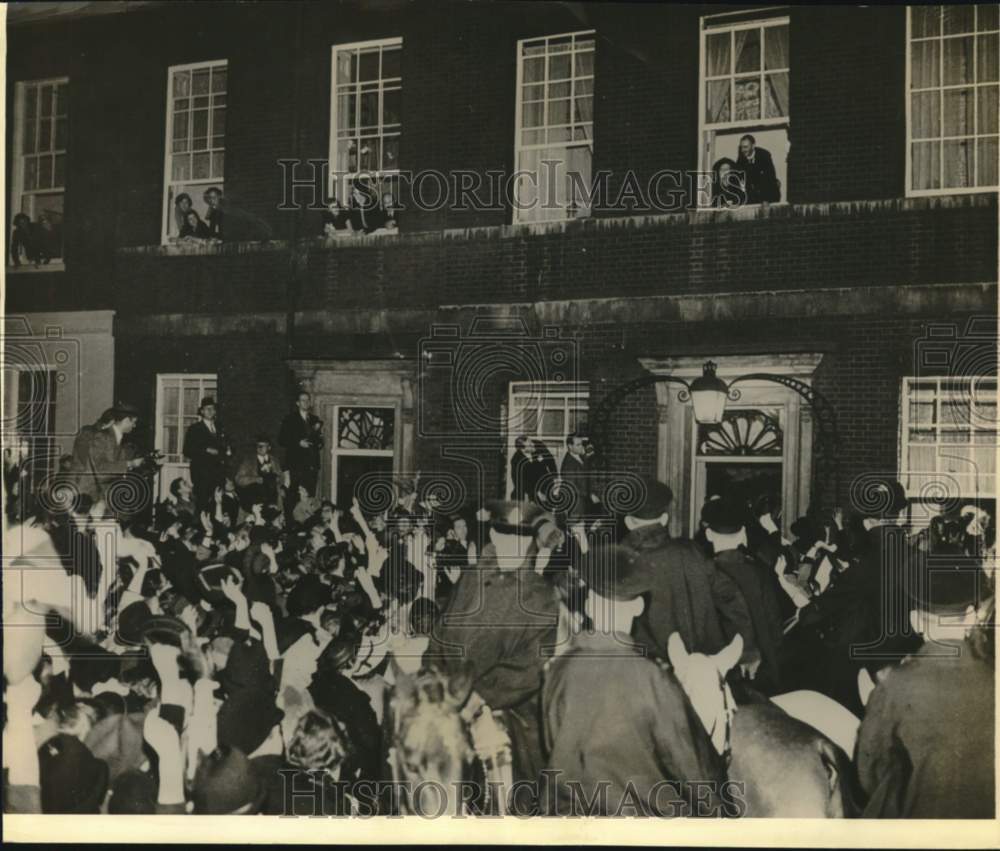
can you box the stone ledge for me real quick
[115,192,997,256]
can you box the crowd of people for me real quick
[2,391,995,818]
[322,178,401,238]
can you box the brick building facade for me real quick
[5,2,997,536]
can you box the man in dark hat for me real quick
[37,733,110,813]
[621,478,756,671]
[542,542,728,816]
[855,549,994,818]
[183,396,231,512]
[702,495,785,693]
[432,500,560,793]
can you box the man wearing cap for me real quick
[183,397,231,512]
[702,495,785,692]
[432,500,560,791]
[621,478,756,672]
[75,401,146,503]
[541,543,727,816]
[855,548,994,818]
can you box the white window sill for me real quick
[6,261,65,273]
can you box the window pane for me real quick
[943,5,976,35]
[212,152,225,178]
[943,36,974,85]
[54,154,65,187]
[382,46,401,79]
[183,386,199,413]
[24,85,37,118]
[943,87,974,136]
[40,85,53,116]
[548,98,570,125]
[172,156,191,182]
[980,4,1000,31]
[734,76,761,121]
[38,155,53,189]
[523,83,544,101]
[943,138,974,187]
[23,119,36,154]
[549,80,571,99]
[734,28,761,73]
[706,79,731,123]
[360,91,378,129]
[165,386,179,412]
[912,5,941,39]
[575,49,594,78]
[549,53,572,80]
[911,39,940,89]
[706,31,730,76]
[39,118,52,153]
[24,157,38,190]
[523,101,543,128]
[192,152,211,180]
[764,24,789,70]
[212,68,227,93]
[383,88,400,125]
[336,52,353,85]
[977,136,999,186]
[764,72,789,118]
[979,85,998,134]
[523,56,544,84]
[192,69,210,95]
[192,109,209,140]
[54,117,68,150]
[979,34,999,81]
[173,71,190,98]
[358,49,379,81]
[912,91,941,138]
[173,111,189,140]
[912,140,941,189]
[383,135,399,170]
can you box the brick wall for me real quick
[100,194,998,317]
[6,2,984,315]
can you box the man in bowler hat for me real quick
[183,396,231,512]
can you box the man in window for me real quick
[736,134,780,205]
[203,187,224,240]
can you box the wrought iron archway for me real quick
[589,368,843,506]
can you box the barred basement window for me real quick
[330,39,402,213]
[907,5,999,194]
[899,376,998,499]
[9,78,68,268]
[162,60,227,243]
[514,30,595,224]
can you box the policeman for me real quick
[702,495,785,693]
[541,542,727,817]
[855,545,994,818]
[431,500,560,793]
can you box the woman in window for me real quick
[173,193,194,235]
[346,178,387,235]
[179,210,212,240]
[711,158,747,208]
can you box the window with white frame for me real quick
[332,406,396,509]
[900,376,998,499]
[514,30,595,224]
[156,374,217,463]
[506,381,589,494]
[699,11,789,206]
[9,78,68,267]
[908,5,999,194]
[330,39,402,211]
[162,61,227,243]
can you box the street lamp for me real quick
[688,360,729,425]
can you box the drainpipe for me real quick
[285,1,307,364]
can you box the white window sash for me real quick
[155,373,217,463]
[161,60,228,244]
[905,6,1000,197]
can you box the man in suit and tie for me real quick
[278,390,323,498]
[235,435,284,508]
[183,396,231,511]
[736,134,781,204]
[558,432,593,533]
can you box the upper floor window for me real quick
[699,11,789,207]
[514,30,595,224]
[330,38,402,220]
[10,78,68,268]
[162,60,227,244]
[908,5,999,194]
[900,376,997,499]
